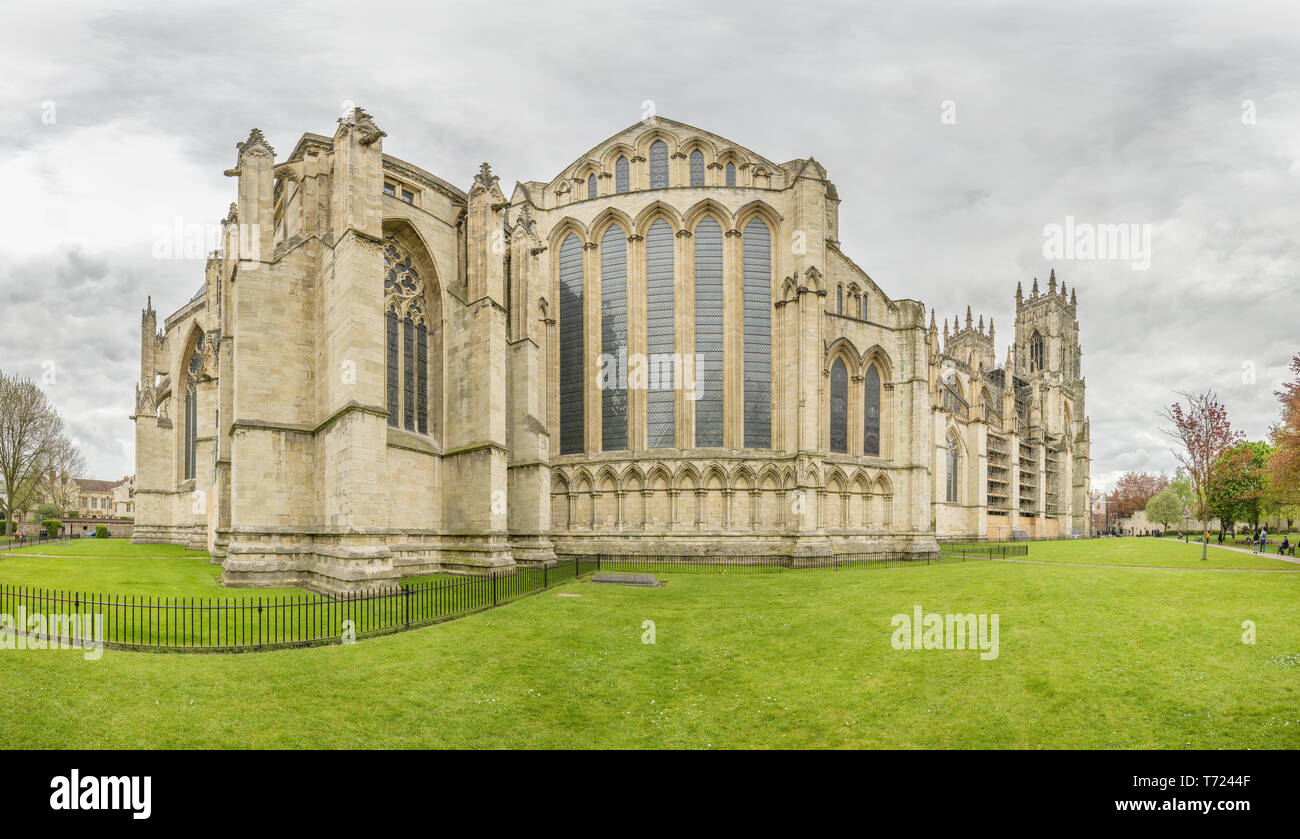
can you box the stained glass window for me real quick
[559,234,585,454]
[864,365,881,456]
[601,224,628,451]
[646,219,675,448]
[649,141,669,189]
[694,216,724,447]
[743,216,771,448]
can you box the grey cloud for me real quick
[1,0,1296,486]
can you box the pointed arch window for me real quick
[836,285,843,314]
[830,357,848,453]
[646,218,675,448]
[559,233,585,454]
[649,140,669,189]
[946,432,960,503]
[860,294,868,320]
[694,215,724,447]
[615,156,630,193]
[384,239,430,435]
[725,162,736,186]
[587,174,597,199]
[742,216,771,448]
[600,223,628,451]
[183,335,205,482]
[1030,330,1044,372]
[689,150,705,186]
[864,365,881,456]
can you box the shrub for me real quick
[41,518,62,538]
[94,524,110,538]
[36,502,63,519]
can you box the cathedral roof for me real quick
[548,115,785,185]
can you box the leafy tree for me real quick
[35,501,63,520]
[1145,486,1184,533]
[1112,471,1171,518]
[1159,389,1243,559]
[1267,353,1300,516]
[1207,441,1271,535]
[41,518,61,538]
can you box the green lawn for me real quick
[1,554,1297,748]
[3,538,208,559]
[1005,537,1298,570]
[0,539,301,599]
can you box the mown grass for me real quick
[0,539,299,599]
[3,538,208,559]
[1012,537,1297,570]
[1,558,1296,749]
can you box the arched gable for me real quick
[683,198,734,232]
[589,207,635,243]
[633,201,684,237]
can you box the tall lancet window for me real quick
[587,174,597,199]
[946,431,960,503]
[689,150,704,186]
[600,223,628,451]
[183,335,205,482]
[829,357,848,453]
[725,162,736,186]
[649,140,669,189]
[864,365,881,456]
[742,216,771,448]
[615,156,630,193]
[693,215,724,447]
[1030,329,1044,372]
[558,233,585,454]
[383,239,429,434]
[645,218,675,448]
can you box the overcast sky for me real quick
[1,0,1296,490]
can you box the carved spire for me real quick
[1070,286,1077,306]
[943,318,949,340]
[339,107,386,145]
[1016,280,1023,303]
[929,308,936,330]
[512,204,537,237]
[989,318,995,343]
[978,314,984,333]
[966,306,973,329]
[236,127,275,158]
[475,162,499,191]
[1031,276,1039,297]
[1048,267,1057,295]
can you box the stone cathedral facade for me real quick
[130,111,1091,592]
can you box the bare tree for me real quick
[0,371,68,536]
[1159,389,1243,560]
[38,436,87,514]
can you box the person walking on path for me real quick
[1258,527,1268,554]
